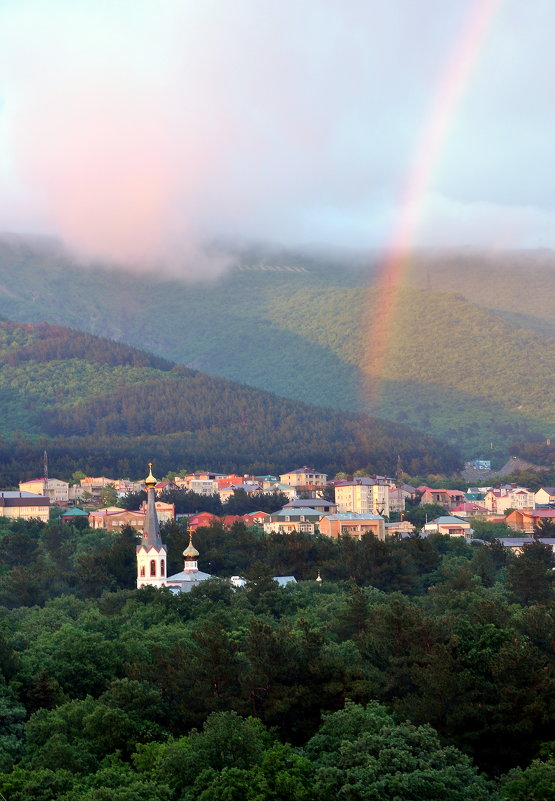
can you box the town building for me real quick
[450,502,490,519]
[139,500,175,523]
[504,508,555,534]
[188,477,218,495]
[334,478,390,516]
[283,498,338,514]
[534,487,555,507]
[263,508,322,535]
[484,486,535,514]
[90,507,146,531]
[242,511,269,527]
[388,487,410,515]
[80,476,115,500]
[423,516,473,538]
[384,520,416,536]
[279,467,327,490]
[418,487,466,510]
[60,507,89,525]
[19,477,69,503]
[230,575,297,588]
[218,482,261,503]
[262,481,298,501]
[318,512,385,541]
[187,512,221,531]
[0,491,49,522]
[491,537,555,555]
[114,478,144,496]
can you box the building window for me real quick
[150,560,156,577]
[140,565,145,577]
[161,559,165,576]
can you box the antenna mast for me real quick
[43,450,49,499]
[395,454,403,489]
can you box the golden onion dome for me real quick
[183,531,199,559]
[145,462,157,488]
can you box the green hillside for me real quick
[0,321,460,484]
[2,235,555,459]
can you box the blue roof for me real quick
[273,507,322,517]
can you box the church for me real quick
[136,464,213,592]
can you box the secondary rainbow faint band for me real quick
[363,0,503,410]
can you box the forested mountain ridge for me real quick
[3,235,555,459]
[0,320,461,483]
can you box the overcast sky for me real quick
[0,0,553,271]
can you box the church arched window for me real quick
[161,559,165,576]
[150,560,156,577]
[140,565,145,577]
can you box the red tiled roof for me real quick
[221,515,244,527]
[507,509,555,519]
[451,502,488,512]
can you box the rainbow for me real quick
[364,0,503,409]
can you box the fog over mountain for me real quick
[1,1,554,276]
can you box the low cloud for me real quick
[0,1,554,276]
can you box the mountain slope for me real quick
[2,236,555,459]
[0,321,461,484]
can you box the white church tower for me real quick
[136,463,167,588]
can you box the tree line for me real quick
[0,515,553,800]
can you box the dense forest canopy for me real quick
[0,321,461,483]
[0,514,553,799]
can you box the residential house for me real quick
[504,508,555,534]
[155,480,181,497]
[423,515,473,538]
[263,508,322,535]
[492,537,555,555]
[114,479,144,496]
[221,515,244,528]
[217,474,255,490]
[283,498,338,514]
[450,502,490,519]
[388,487,411,515]
[230,575,297,588]
[242,511,269,527]
[188,478,218,496]
[139,500,175,523]
[418,487,466,510]
[80,476,115,500]
[60,507,89,525]
[262,481,298,501]
[0,491,49,522]
[534,487,555,507]
[484,486,535,514]
[187,512,221,531]
[19,477,69,503]
[279,467,328,491]
[256,475,279,489]
[384,520,416,536]
[89,508,146,531]
[218,482,261,503]
[318,512,385,541]
[465,490,487,503]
